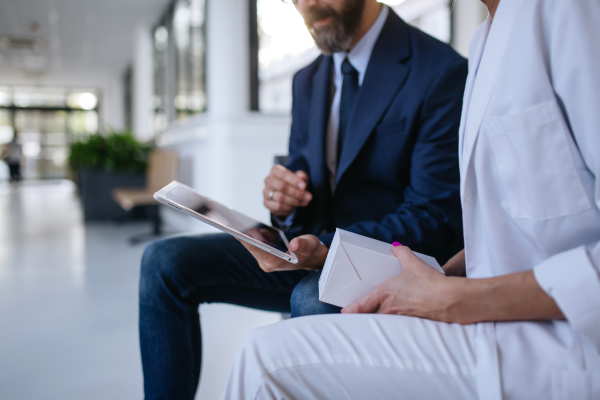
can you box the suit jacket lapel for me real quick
[306,55,333,205]
[335,12,411,187]
[460,0,525,195]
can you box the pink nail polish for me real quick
[392,242,402,247]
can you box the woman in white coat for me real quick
[222,0,600,398]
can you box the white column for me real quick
[451,0,488,58]
[133,26,154,141]
[206,0,249,117]
[197,0,250,204]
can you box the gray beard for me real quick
[310,27,355,55]
[305,0,366,55]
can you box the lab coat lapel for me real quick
[307,56,333,204]
[460,0,525,195]
[335,13,411,187]
[458,16,490,165]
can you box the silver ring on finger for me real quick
[269,190,275,200]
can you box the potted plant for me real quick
[68,131,154,221]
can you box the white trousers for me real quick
[222,314,479,400]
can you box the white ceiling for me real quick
[0,0,171,81]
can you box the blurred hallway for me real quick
[0,181,281,399]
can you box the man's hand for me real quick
[263,165,312,217]
[238,234,328,272]
[341,245,452,322]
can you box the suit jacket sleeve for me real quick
[533,0,600,350]
[270,72,311,228]
[285,72,310,174]
[318,59,467,261]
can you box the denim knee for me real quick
[139,237,188,307]
[290,271,341,317]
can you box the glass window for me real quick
[257,0,315,71]
[68,111,99,136]
[13,86,67,108]
[154,25,170,135]
[257,0,452,114]
[152,0,207,134]
[173,0,207,120]
[66,92,98,110]
[0,86,11,107]
[0,110,13,144]
[0,85,100,180]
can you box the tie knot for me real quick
[341,58,357,77]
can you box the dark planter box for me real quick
[80,168,146,221]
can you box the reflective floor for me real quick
[0,180,281,399]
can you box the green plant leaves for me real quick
[68,131,154,174]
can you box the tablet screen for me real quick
[163,184,290,253]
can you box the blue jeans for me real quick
[139,233,340,399]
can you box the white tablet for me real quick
[154,181,298,264]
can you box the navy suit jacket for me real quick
[282,11,467,263]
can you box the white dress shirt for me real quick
[326,5,388,190]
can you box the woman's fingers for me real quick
[341,289,382,314]
[392,245,414,264]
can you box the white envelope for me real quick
[318,229,444,308]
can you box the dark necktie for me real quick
[338,58,359,164]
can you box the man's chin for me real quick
[313,34,351,54]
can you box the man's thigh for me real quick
[224,314,478,400]
[140,233,309,312]
[290,270,341,317]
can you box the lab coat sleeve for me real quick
[533,0,600,350]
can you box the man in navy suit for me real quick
[139,0,466,398]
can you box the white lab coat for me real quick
[223,1,600,398]
[460,0,600,398]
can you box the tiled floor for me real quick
[0,180,281,399]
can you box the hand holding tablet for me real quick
[238,233,328,273]
[154,181,299,264]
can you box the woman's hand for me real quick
[342,246,564,324]
[342,245,455,322]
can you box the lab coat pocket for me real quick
[552,369,600,400]
[484,100,591,220]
